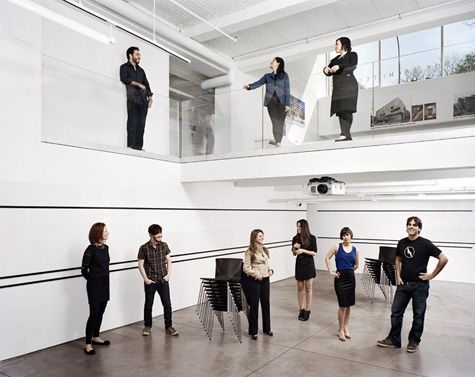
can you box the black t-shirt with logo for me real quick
[396,236,441,282]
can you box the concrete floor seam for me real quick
[245,347,294,377]
[290,346,429,377]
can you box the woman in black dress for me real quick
[323,37,358,141]
[325,227,360,341]
[292,219,317,321]
[81,222,110,355]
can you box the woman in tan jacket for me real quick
[243,229,274,340]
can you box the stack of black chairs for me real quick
[361,246,397,303]
[196,258,248,342]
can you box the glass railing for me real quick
[41,53,179,160]
[41,44,475,162]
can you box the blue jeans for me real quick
[144,281,172,328]
[388,283,430,347]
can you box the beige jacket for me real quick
[243,247,272,278]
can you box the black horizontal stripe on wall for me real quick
[0,205,305,212]
[0,240,291,281]
[317,209,472,213]
[318,237,474,249]
[0,242,292,289]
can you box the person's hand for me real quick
[396,276,404,285]
[294,243,301,250]
[145,278,155,285]
[418,272,432,281]
[331,271,340,278]
[243,84,250,90]
[138,83,146,91]
[285,106,290,113]
[148,97,153,109]
[324,67,331,74]
[163,274,169,282]
[256,275,263,281]
[331,65,339,73]
[269,269,274,277]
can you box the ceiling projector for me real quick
[307,177,346,195]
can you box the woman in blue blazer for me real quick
[244,57,290,147]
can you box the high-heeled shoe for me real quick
[338,331,346,342]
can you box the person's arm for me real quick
[245,74,267,90]
[163,243,172,281]
[138,259,155,285]
[395,256,403,285]
[243,251,260,279]
[354,249,359,270]
[331,52,358,72]
[325,244,340,278]
[419,252,448,281]
[143,71,153,108]
[266,249,274,277]
[323,59,335,76]
[300,236,317,256]
[81,248,92,280]
[163,255,172,281]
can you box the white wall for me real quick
[307,201,475,283]
[31,0,170,154]
[0,1,300,361]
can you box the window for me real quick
[443,19,475,76]
[353,41,379,88]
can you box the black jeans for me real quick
[85,301,107,344]
[388,283,430,347]
[267,95,287,143]
[144,281,172,328]
[127,100,148,149]
[338,111,353,138]
[246,276,271,335]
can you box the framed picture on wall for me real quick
[453,93,475,118]
[424,102,437,120]
[411,105,423,122]
[371,96,411,128]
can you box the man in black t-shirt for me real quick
[377,216,448,353]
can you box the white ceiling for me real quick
[122,0,455,60]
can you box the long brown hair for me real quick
[297,219,312,249]
[248,229,269,263]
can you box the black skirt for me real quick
[334,269,355,307]
[295,255,316,281]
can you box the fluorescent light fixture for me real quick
[7,0,115,45]
[62,0,191,63]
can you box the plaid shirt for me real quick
[137,241,171,282]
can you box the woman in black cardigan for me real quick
[81,222,110,355]
[324,37,358,141]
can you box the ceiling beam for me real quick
[181,0,339,42]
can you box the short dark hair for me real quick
[274,57,285,75]
[89,222,105,244]
[406,216,422,233]
[148,224,162,235]
[126,46,139,60]
[340,227,353,240]
[337,37,352,52]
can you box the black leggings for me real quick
[85,301,107,344]
[338,111,353,138]
[267,95,287,143]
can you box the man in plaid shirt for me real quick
[138,224,179,336]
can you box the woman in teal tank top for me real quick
[325,227,360,342]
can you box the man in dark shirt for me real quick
[377,216,448,353]
[119,46,153,150]
[138,224,178,336]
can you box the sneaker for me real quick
[142,327,151,336]
[166,326,179,336]
[377,338,398,348]
[407,341,418,353]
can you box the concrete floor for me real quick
[1,272,474,377]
